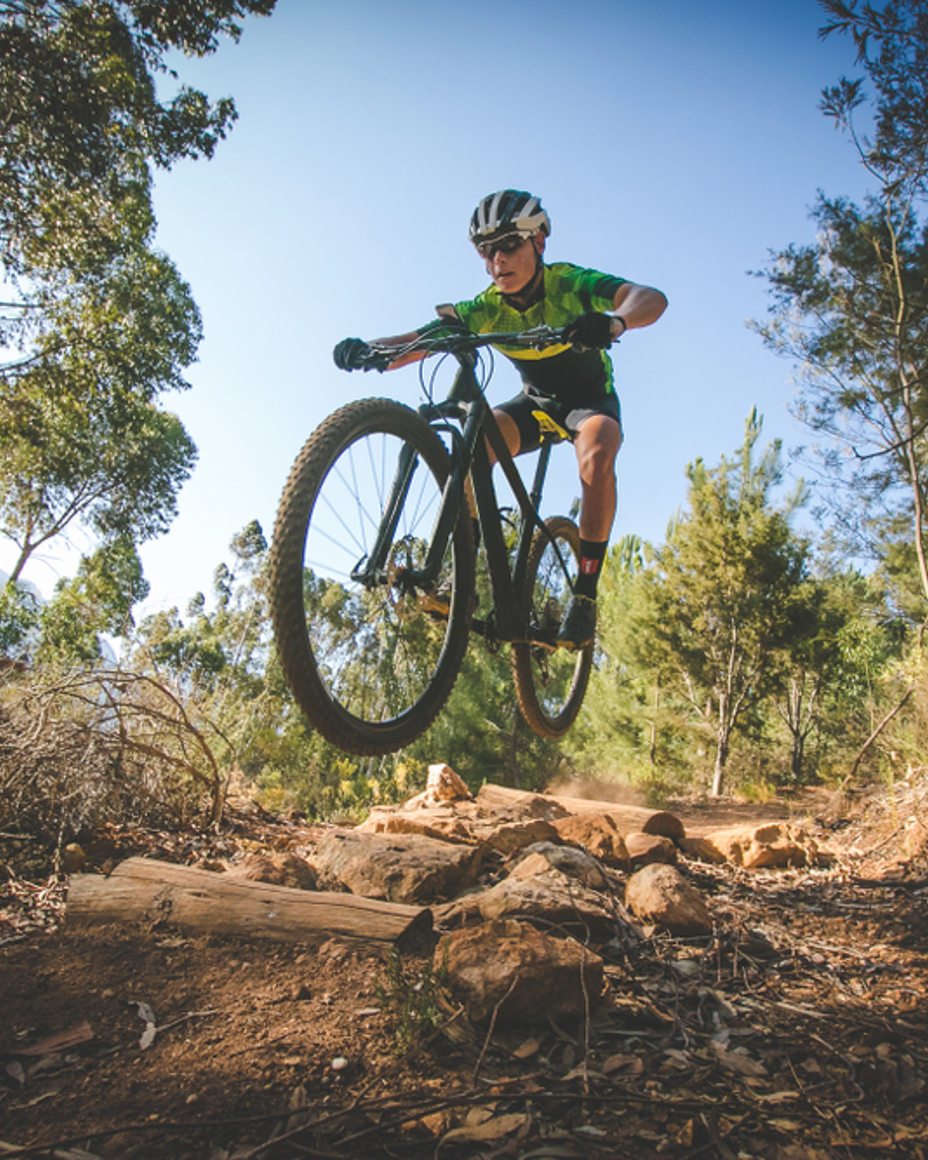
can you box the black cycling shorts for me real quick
[495,389,623,454]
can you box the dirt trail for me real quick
[1,784,926,1159]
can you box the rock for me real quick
[427,763,473,802]
[60,843,86,874]
[313,829,482,905]
[474,784,570,822]
[641,811,686,844]
[377,814,475,845]
[625,864,713,935]
[704,824,816,869]
[402,763,474,809]
[552,814,630,869]
[625,832,677,868]
[475,818,560,855]
[437,919,604,1024]
[679,836,728,865]
[515,844,611,890]
[225,852,318,891]
[477,854,616,938]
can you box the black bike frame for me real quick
[353,348,571,646]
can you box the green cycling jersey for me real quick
[437,262,626,401]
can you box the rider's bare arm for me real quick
[367,331,427,370]
[610,282,668,338]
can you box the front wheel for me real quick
[269,398,475,756]
[511,516,593,739]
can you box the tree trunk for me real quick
[711,694,730,797]
[508,705,521,789]
[67,858,432,947]
[791,731,804,780]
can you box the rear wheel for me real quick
[511,516,593,738]
[269,398,475,755]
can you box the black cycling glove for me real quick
[333,337,394,372]
[562,312,619,350]
[333,337,371,371]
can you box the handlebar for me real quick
[362,323,568,368]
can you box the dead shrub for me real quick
[0,666,230,841]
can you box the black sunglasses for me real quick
[476,233,530,260]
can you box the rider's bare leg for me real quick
[573,414,622,542]
[572,414,622,601]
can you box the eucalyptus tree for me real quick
[0,0,276,586]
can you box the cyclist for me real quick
[333,189,667,649]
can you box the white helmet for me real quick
[468,190,551,246]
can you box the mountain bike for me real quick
[268,322,594,757]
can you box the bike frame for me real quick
[352,348,571,645]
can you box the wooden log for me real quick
[476,782,685,841]
[67,857,431,947]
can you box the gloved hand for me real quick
[333,337,392,372]
[562,312,618,350]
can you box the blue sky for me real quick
[2,0,874,611]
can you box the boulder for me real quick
[312,829,482,905]
[376,814,475,845]
[679,836,728,865]
[625,832,678,869]
[641,810,686,844]
[477,853,616,938]
[473,818,560,855]
[704,824,816,869]
[552,814,630,870]
[625,864,713,936]
[438,919,604,1024]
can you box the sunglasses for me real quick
[476,233,531,260]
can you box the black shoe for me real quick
[557,595,597,650]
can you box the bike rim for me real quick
[302,427,459,730]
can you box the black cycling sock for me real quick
[575,539,608,599]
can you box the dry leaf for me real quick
[14,1021,94,1057]
[562,1065,605,1081]
[463,1105,496,1127]
[602,1052,644,1075]
[512,1035,541,1059]
[713,1045,768,1077]
[133,1001,156,1025]
[439,1112,531,1147]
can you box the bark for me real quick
[67,857,432,947]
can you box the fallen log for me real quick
[67,857,431,947]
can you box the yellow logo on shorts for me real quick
[531,410,570,442]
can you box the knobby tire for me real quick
[511,516,593,738]
[269,398,475,756]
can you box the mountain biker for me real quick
[333,189,667,649]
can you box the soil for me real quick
[2,787,927,1160]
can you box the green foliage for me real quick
[635,411,810,794]
[375,948,449,1056]
[36,538,149,663]
[0,1,275,594]
[754,0,928,618]
[573,415,814,797]
[0,582,40,655]
[0,0,277,278]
